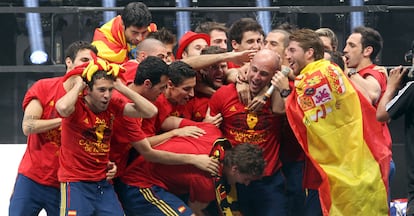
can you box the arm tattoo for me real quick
[23,115,40,133]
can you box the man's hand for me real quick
[236,82,250,106]
[388,66,408,91]
[106,161,117,181]
[227,50,257,66]
[191,154,220,176]
[203,107,222,127]
[172,126,206,138]
[247,96,266,112]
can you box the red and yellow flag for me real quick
[286,59,389,215]
[92,16,129,64]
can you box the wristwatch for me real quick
[280,89,292,98]
[347,68,358,77]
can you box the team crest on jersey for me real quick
[229,106,237,112]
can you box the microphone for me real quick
[262,67,290,101]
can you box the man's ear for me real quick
[231,40,239,51]
[167,79,174,88]
[143,79,152,88]
[305,48,315,60]
[231,165,238,173]
[363,46,373,57]
[65,57,72,69]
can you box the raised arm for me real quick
[182,50,255,70]
[348,70,382,105]
[56,76,86,117]
[114,78,158,118]
[377,66,407,122]
[22,99,62,135]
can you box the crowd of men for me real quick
[9,1,414,216]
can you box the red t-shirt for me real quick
[58,94,126,182]
[184,92,210,122]
[141,93,188,136]
[121,60,139,84]
[208,83,283,176]
[359,64,392,149]
[110,91,147,177]
[19,77,66,188]
[121,120,222,203]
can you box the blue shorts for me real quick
[304,189,322,216]
[115,180,193,216]
[60,180,124,216]
[9,174,60,216]
[237,170,287,216]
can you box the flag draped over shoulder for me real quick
[92,15,130,64]
[286,59,389,215]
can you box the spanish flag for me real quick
[286,59,389,215]
[92,16,157,64]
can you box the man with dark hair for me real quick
[195,21,228,50]
[9,41,99,216]
[343,26,393,199]
[110,56,218,180]
[272,28,389,215]
[141,61,205,146]
[147,27,177,64]
[377,66,414,216]
[92,2,156,64]
[228,18,263,54]
[117,129,265,216]
[185,46,227,122]
[56,59,157,215]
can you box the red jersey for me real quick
[110,91,147,178]
[141,93,188,136]
[121,60,139,84]
[121,120,222,203]
[184,92,210,122]
[19,77,66,188]
[208,83,283,176]
[358,64,392,148]
[58,94,126,182]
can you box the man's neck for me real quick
[356,58,373,72]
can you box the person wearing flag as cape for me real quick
[271,28,389,215]
[92,2,157,64]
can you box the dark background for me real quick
[0,0,412,200]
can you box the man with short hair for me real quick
[209,49,287,216]
[141,61,205,146]
[343,26,393,198]
[315,27,338,52]
[117,132,265,216]
[195,21,228,50]
[56,60,157,215]
[110,56,219,179]
[122,38,168,82]
[9,41,99,216]
[273,28,389,215]
[147,27,177,64]
[92,2,155,64]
